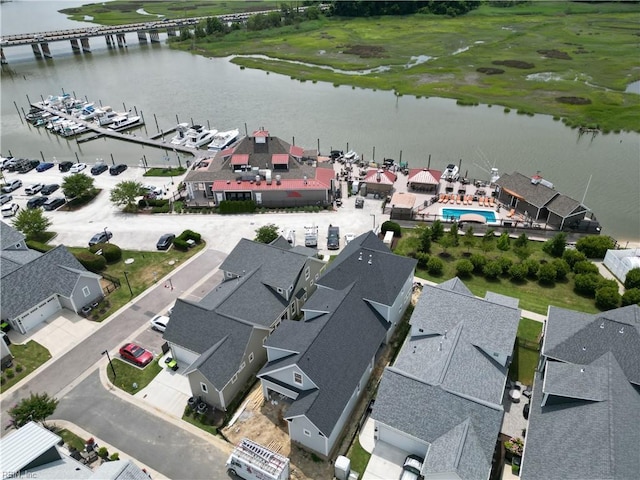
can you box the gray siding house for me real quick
[372,278,521,480]
[257,232,417,457]
[0,222,104,334]
[520,304,640,480]
[163,237,324,411]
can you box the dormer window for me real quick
[294,372,303,385]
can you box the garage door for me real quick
[377,422,429,457]
[170,344,198,366]
[14,296,61,334]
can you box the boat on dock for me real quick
[184,125,217,149]
[207,128,240,151]
[170,123,191,146]
[343,150,360,163]
[108,115,144,132]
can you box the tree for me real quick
[427,256,444,275]
[522,258,540,278]
[418,225,432,253]
[254,224,280,244]
[480,230,495,254]
[497,232,511,251]
[575,235,615,259]
[455,259,474,277]
[430,220,444,241]
[12,208,51,240]
[573,260,599,275]
[595,287,621,310]
[449,221,459,246]
[542,232,567,258]
[439,234,454,256]
[574,273,602,297]
[551,259,570,281]
[463,226,476,253]
[9,392,58,428]
[483,260,503,279]
[621,288,640,306]
[509,263,528,282]
[514,233,529,248]
[538,263,557,285]
[513,243,532,262]
[624,268,640,290]
[110,181,143,212]
[62,173,95,199]
[562,249,587,269]
[470,253,487,273]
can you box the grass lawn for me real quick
[67,242,205,321]
[105,358,162,395]
[509,318,544,386]
[0,341,51,393]
[182,411,218,436]
[58,428,86,451]
[347,437,371,475]
[394,228,599,316]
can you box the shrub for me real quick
[179,229,201,242]
[574,273,602,297]
[509,263,528,282]
[218,199,256,214]
[575,235,615,259]
[542,232,567,258]
[483,260,503,279]
[624,268,640,290]
[455,259,474,277]
[151,204,171,213]
[15,364,23,373]
[522,259,539,278]
[381,221,401,237]
[562,249,587,269]
[427,256,444,275]
[573,260,599,275]
[97,447,109,459]
[110,452,120,461]
[90,243,122,263]
[551,259,570,281]
[430,220,444,241]
[415,252,430,270]
[470,254,487,273]
[498,256,513,274]
[74,251,107,272]
[5,368,14,378]
[173,238,189,251]
[497,232,511,251]
[621,288,640,306]
[538,263,557,285]
[595,286,621,310]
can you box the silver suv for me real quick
[399,454,424,480]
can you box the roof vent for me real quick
[303,175,308,185]
[619,327,624,334]
[358,252,363,261]
[600,322,605,329]
[582,346,586,351]
[276,174,281,185]
[438,341,443,352]
[580,368,585,373]
[368,254,372,265]
[255,175,261,185]
[444,329,448,339]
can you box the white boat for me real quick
[170,123,191,146]
[343,150,360,163]
[443,163,459,181]
[184,125,217,149]
[108,115,144,131]
[79,105,101,120]
[207,128,240,151]
[97,110,125,126]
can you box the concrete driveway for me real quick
[362,440,406,480]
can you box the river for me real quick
[1,1,639,244]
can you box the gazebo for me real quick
[407,168,442,193]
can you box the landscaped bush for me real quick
[624,268,640,290]
[497,232,511,251]
[574,273,602,297]
[427,256,444,275]
[483,260,503,279]
[551,259,570,281]
[151,204,171,213]
[137,198,169,208]
[498,256,513,274]
[575,235,615,259]
[522,258,540,278]
[538,263,557,285]
[573,260,599,275]
[109,452,120,461]
[97,447,109,459]
[470,253,487,273]
[381,221,401,237]
[179,229,201,242]
[430,220,444,241]
[173,238,189,251]
[89,243,122,263]
[509,263,528,282]
[218,200,256,214]
[415,252,430,270]
[562,249,587,269]
[542,232,567,258]
[455,259,474,277]
[74,251,107,272]
[621,288,640,306]
[595,286,620,310]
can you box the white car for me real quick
[25,183,44,195]
[141,185,163,196]
[69,163,87,173]
[150,315,170,332]
[345,233,356,244]
[1,202,19,217]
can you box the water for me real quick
[1,1,639,244]
[441,208,498,224]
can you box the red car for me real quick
[119,343,154,367]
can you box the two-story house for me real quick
[163,237,324,411]
[372,278,521,479]
[257,231,417,457]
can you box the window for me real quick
[231,374,238,384]
[249,352,254,363]
[310,280,314,287]
[239,362,246,371]
[82,286,91,297]
[303,429,311,437]
[305,267,310,281]
[294,372,303,385]
[200,382,208,393]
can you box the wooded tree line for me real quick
[329,1,481,17]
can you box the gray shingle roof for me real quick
[543,305,640,385]
[546,194,586,218]
[495,172,559,208]
[543,361,608,401]
[1,221,26,249]
[262,316,329,355]
[372,368,503,480]
[1,245,98,320]
[89,460,151,480]
[521,352,640,480]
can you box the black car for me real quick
[17,159,40,173]
[27,196,49,209]
[91,163,108,175]
[43,197,66,211]
[156,233,175,251]
[59,161,74,172]
[89,230,113,247]
[41,184,60,195]
[109,164,128,175]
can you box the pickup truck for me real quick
[327,225,340,250]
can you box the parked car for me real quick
[355,196,365,208]
[69,162,87,173]
[109,164,127,175]
[89,230,113,246]
[2,158,18,171]
[399,455,424,480]
[36,162,54,172]
[25,183,44,195]
[141,184,163,198]
[59,161,74,172]
[91,163,108,175]
[17,159,40,173]
[119,342,154,367]
[27,196,49,209]
[41,184,60,195]
[327,225,340,250]
[0,157,14,170]
[2,179,22,193]
[0,194,12,205]
[149,315,170,332]
[156,233,175,250]
[43,197,66,211]
[1,202,19,217]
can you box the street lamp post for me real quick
[123,271,133,297]
[102,350,116,380]
[370,213,376,231]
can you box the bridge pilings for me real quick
[80,38,91,53]
[31,43,42,58]
[40,43,52,58]
[137,31,148,43]
[70,38,81,53]
[116,33,127,48]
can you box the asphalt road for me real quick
[55,371,231,480]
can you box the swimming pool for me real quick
[440,208,498,224]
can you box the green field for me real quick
[62,1,640,132]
